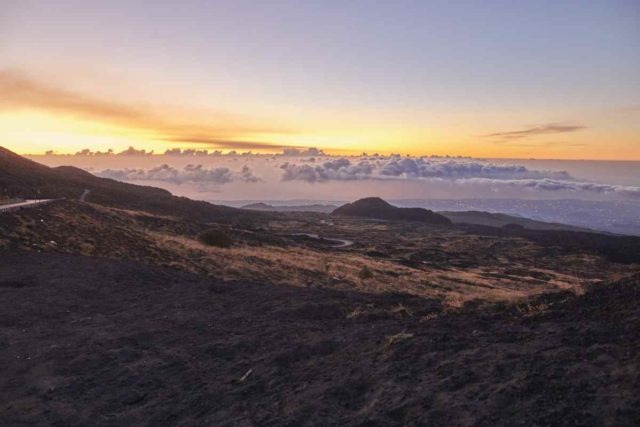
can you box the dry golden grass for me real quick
[3,200,633,305]
[145,231,589,303]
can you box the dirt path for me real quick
[0,199,55,213]
[80,189,91,202]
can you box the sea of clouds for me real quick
[46,147,640,200]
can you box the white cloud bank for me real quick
[97,164,260,185]
[55,148,638,201]
[466,178,640,199]
[279,156,640,199]
[281,157,571,182]
[281,158,374,182]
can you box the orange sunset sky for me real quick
[1,1,639,160]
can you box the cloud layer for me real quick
[281,157,571,182]
[278,156,640,198]
[461,178,640,199]
[42,147,640,201]
[63,146,327,157]
[281,158,374,182]
[97,164,260,185]
[376,157,572,180]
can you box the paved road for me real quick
[0,199,55,213]
[290,233,354,248]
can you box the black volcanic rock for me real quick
[2,251,639,426]
[332,197,451,225]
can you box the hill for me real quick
[242,202,337,213]
[441,210,593,232]
[332,197,451,225]
[0,146,263,223]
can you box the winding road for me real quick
[80,189,90,202]
[0,199,56,213]
[290,233,354,248]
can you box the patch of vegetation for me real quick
[198,228,233,248]
[383,331,414,352]
[359,265,374,281]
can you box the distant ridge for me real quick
[440,210,594,233]
[0,146,261,222]
[332,197,451,225]
[242,202,337,213]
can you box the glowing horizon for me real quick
[2,1,639,160]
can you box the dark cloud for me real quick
[0,70,148,122]
[117,147,154,156]
[69,145,322,157]
[162,135,303,151]
[73,147,154,156]
[0,70,295,151]
[485,123,586,140]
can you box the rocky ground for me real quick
[1,251,639,426]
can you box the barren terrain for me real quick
[1,251,638,425]
[1,151,639,425]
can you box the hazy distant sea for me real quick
[488,159,640,186]
[221,197,640,236]
[393,198,640,236]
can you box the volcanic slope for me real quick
[0,251,638,426]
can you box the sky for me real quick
[1,0,639,159]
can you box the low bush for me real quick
[359,265,374,281]
[198,228,233,248]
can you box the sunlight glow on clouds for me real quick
[97,164,260,186]
[280,157,573,183]
[0,70,299,154]
[1,70,638,159]
[70,148,640,201]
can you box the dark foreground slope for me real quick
[1,252,638,426]
[333,197,451,225]
[0,146,262,223]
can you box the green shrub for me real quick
[198,228,233,248]
[359,265,374,281]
